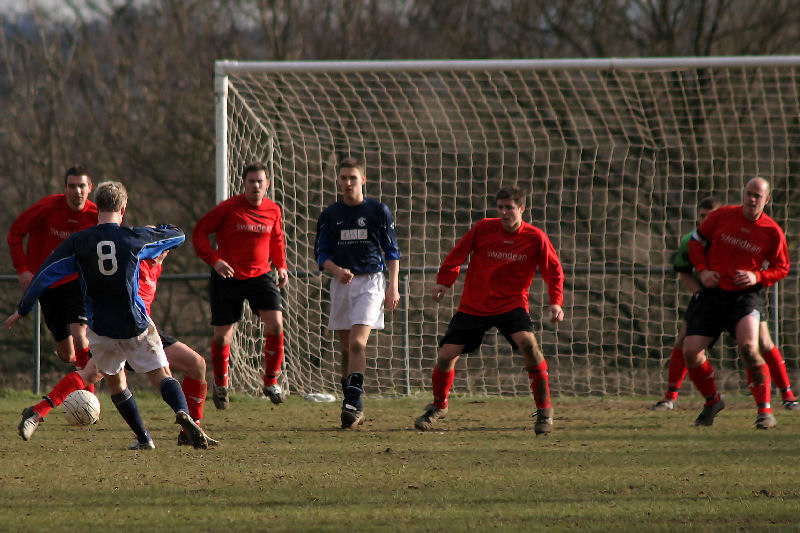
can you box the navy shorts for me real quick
[685,286,765,341]
[209,271,283,326]
[38,279,87,342]
[439,307,535,354]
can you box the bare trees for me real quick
[1,0,799,384]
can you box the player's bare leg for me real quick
[338,325,372,428]
[339,344,350,394]
[736,316,775,429]
[414,345,461,431]
[55,335,77,364]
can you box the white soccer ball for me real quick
[62,389,101,426]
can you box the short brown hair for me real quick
[95,181,128,212]
[64,166,90,185]
[495,186,527,206]
[697,196,719,211]
[338,156,365,175]
[242,162,269,180]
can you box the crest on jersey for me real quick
[357,217,367,227]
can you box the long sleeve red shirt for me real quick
[437,218,564,316]
[138,259,161,315]
[192,194,288,280]
[7,194,98,287]
[688,205,789,291]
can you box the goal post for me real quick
[215,56,800,400]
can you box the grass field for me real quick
[1,389,798,532]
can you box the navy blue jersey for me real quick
[315,198,401,274]
[18,223,184,339]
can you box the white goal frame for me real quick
[214,56,800,400]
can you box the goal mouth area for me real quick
[216,56,800,399]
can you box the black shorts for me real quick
[681,292,717,349]
[159,333,178,349]
[439,307,534,354]
[38,279,87,342]
[685,287,765,341]
[209,271,283,326]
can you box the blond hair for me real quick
[95,181,128,212]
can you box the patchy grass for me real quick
[0,392,798,532]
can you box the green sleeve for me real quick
[672,232,693,273]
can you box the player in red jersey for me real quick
[138,250,211,444]
[193,162,289,409]
[653,197,798,411]
[684,177,790,429]
[7,166,97,374]
[16,250,215,447]
[414,186,565,435]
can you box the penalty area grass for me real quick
[0,389,798,532]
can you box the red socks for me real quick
[761,345,796,401]
[34,372,86,418]
[73,347,95,393]
[664,347,688,401]
[527,360,552,409]
[747,364,772,414]
[211,340,230,387]
[182,376,207,423]
[431,367,454,409]
[263,333,284,387]
[688,360,718,404]
[74,347,90,369]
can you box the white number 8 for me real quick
[97,240,118,275]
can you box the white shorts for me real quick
[87,317,169,375]
[328,272,386,331]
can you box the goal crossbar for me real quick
[216,56,800,75]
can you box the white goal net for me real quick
[215,57,800,400]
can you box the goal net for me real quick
[215,57,800,400]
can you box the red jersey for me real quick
[689,205,789,291]
[437,218,564,316]
[192,194,288,280]
[138,259,161,315]
[7,194,98,287]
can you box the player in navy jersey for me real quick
[7,181,215,449]
[15,250,216,447]
[414,185,564,435]
[7,166,97,378]
[193,162,289,408]
[315,156,400,428]
[684,177,790,429]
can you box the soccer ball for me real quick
[62,390,101,426]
